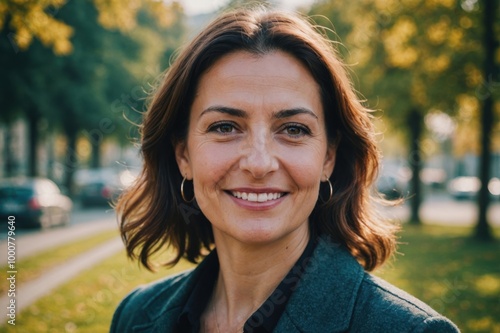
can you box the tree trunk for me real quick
[46,132,55,180]
[407,108,423,225]
[474,0,496,241]
[3,126,15,177]
[90,140,101,169]
[63,130,78,197]
[27,112,40,177]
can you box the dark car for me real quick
[0,177,73,228]
[77,168,138,207]
[79,180,119,207]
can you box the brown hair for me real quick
[116,7,398,272]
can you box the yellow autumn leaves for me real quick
[0,0,178,55]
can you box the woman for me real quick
[111,7,459,333]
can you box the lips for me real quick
[230,191,285,202]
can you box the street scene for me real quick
[1,0,499,332]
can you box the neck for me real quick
[210,226,310,331]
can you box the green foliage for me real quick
[0,0,180,55]
[0,0,186,183]
[309,0,499,227]
[309,0,485,125]
[0,31,52,124]
[0,0,72,55]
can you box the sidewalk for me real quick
[0,215,117,265]
[379,198,500,226]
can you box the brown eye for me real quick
[208,121,238,135]
[286,126,303,136]
[218,124,234,133]
[282,123,311,137]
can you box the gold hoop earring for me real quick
[181,176,195,203]
[325,178,333,201]
[319,178,333,203]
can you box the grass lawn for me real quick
[376,225,500,333]
[0,229,120,295]
[2,225,499,333]
[1,249,195,333]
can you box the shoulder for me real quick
[352,273,460,332]
[110,269,193,333]
[283,237,460,333]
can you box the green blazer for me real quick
[110,237,460,332]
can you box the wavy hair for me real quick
[115,7,398,272]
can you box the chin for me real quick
[237,232,281,245]
[230,223,298,245]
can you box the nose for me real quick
[239,130,279,179]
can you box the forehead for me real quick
[201,50,317,89]
[192,50,322,113]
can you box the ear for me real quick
[323,143,336,180]
[174,140,192,179]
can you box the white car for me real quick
[448,176,500,200]
[0,177,73,228]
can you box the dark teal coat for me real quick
[110,237,460,332]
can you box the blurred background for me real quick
[0,0,499,332]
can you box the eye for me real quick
[281,123,311,137]
[207,121,238,134]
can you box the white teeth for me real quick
[257,193,267,202]
[231,191,283,202]
[248,193,258,201]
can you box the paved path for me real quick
[1,237,124,319]
[0,215,117,265]
[380,200,500,226]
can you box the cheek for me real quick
[190,143,237,189]
[281,146,326,186]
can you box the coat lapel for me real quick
[274,236,365,333]
[133,253,217,333]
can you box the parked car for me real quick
[448,176,500,200]
[79,180,119,207]
[0,177,73,228]
[76,168,138,207]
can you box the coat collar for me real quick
[139,236,364,333]
[133,253,216,332]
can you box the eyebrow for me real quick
[200,106,318,120]
[274,108,318,120]
[200,106,248,119]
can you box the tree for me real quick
[475,0,498,241]
[42,0,184,194]
[0,28,55,176]
[0,0,73,55]
[0,0,175,54]
[309,0,486,225]
[0,0,183,190]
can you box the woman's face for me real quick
[176,50,336,245]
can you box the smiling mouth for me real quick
[230,191,286,202]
